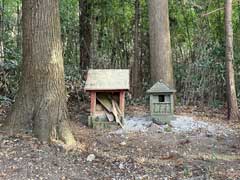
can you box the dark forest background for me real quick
[1,0,240,108]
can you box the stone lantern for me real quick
[147,80,176,124]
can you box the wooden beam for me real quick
[119,91,125,116]
[90,91,96,116]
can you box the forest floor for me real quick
[1,101,240,180]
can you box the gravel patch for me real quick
[113,116,152,134]
[113,115,234,135]
[171,116,234,135]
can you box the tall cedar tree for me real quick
[148,0,174,88]
[224,0,240,120]
[132,0,142,98]
[7,0,76,145]
[79,0,91,72]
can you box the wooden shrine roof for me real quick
[147,81,176,93]
[84,69,130,91]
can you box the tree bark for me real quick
[132,0,142,98]
[16,1,22,52]
[0,0,4,65]
[79,0,91,72]
[7,0,76,145]
[148,0,174,88]
[224,0,240,121]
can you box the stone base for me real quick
[151,115,175,125]
[88,116,124,130]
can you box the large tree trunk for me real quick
[148,0,174,88]
[79,0,91,72]
[224,0,240,121]
[132,0,142,98]
[7,0,76,145]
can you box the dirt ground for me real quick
[1,102,240,180]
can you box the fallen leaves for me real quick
[0,103,239,179]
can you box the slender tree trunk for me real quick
[238,1,240,26]
[217,0,223,42]
[0,0,4,65]
[79,0,91,72]
[225,0,240,121]
[148,0,174,88]
[132,0,142,98]
[90,14,97,68]
[181,4,194,63]
[16,1,22,52]
[7,0,76,145]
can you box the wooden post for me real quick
[90,91,96,116]
[119,91,125,116]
